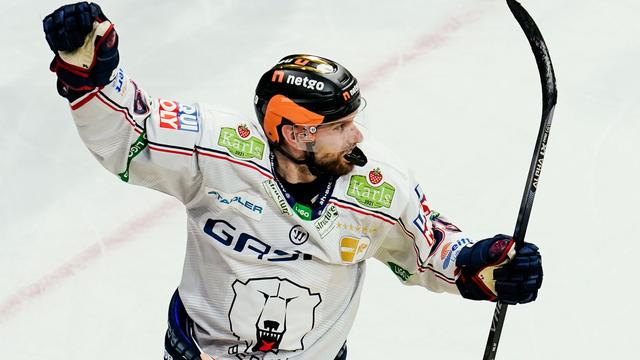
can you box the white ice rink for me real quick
[2,0,639,358]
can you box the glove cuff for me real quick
[455,235,516,301]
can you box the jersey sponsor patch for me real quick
[203,219,312,262]
[228,277,321,355]
[387,261,413,281]
[158,99,199,132]
[262,179,293,216]
[412,185,436,246]
[346,168,396,209]
[111,68,126,96]
[289,225,310,245]
[314,203,339,238]
[206,187,265,221]
[217,125,265,160]
[292,202,312,221]
[440,237,471,269]
[131,80,149,115]
[340,236,370,263]
[118,131,148,183]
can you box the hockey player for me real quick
[43,3,543,360]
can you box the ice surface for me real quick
[1,0,639,358]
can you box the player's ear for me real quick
[280,124,296,146]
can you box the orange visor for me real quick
[290,98,367,153]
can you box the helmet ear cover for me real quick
[263,94,324,144]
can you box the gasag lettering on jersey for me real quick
[206,187,265,221]
[159,99,199,132]
[203,219,312,262]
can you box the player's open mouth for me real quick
[344,145,356,155]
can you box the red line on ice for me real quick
[359,7,486,90]
[0,5,486,324]
[0,198,179,324]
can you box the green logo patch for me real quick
[118,131,148,182]
[217,127,265,160]
[388,262,412,281]
[293,203,312,221]
[346,175,395,209]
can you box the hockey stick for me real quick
[482,1,557,359]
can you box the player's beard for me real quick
[312,150,354,177]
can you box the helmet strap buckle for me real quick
[293,125,317,143]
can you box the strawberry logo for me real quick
[368,168,383,185]
[237,124,250,138]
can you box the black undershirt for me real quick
[276,173,331,206]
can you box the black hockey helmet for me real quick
[254,54,363,145]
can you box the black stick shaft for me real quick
[482,1,557,359]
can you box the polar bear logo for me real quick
[228,277,322,355]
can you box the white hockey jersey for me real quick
[67,68,471,359]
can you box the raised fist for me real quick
[43,2,119,99]
[43,2,109,53]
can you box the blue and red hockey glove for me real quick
[43,2,119,100]
[455,234,543,304]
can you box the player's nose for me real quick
[347,122,364,143]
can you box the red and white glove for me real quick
[43,2,119,100]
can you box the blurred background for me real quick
[1,0,639,358]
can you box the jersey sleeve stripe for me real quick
[93,92,142,134]
[148,144,194,157]
[70,88,101,110]
[97,91,145,131]
[147,140,194,153]
[195,146,272,175]
[329,198,397,224]
[196,147,273,179]
[328,200,396,225]
[396,218,417,240]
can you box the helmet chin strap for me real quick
[274,145,325,177]
[303,143,324,177]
